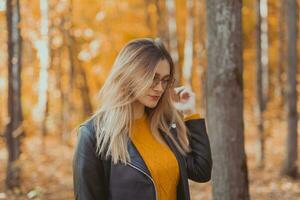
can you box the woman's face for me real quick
[136,59,171,108]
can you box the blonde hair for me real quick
[90,38,191,164]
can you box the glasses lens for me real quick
[151,77,175,89]
[151,77,160,88]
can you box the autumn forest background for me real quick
[1,0,300,199]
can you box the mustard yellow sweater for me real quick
[130,113,200,200]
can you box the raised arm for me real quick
[184,116,213,182]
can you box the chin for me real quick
[144,101,159,108]
[145,103,156,108]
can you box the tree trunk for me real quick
[51,41,66,143]
[196,0,206,117]
[182,0,194,88]
[206,0,250,199]
[281,0,298,178]
[35,0,50,140]
[155,0,169,47]
[65,37,93,117]
[260,0,269,109]
[5,0,24,189]
[255,0,265,169]
[275,0,285,107]
[57,0,76,143]
[76,60,94,116]
[165,0,180,83]
[64,2,93,118]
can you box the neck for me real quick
[132,101,145,120]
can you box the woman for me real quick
[73,38,212,200]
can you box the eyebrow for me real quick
[154,73,170,78]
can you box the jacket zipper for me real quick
[127,162,158,200]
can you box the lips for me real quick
[149,95,160,101]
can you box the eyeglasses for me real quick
[151,76,175,89]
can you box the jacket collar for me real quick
[126,125,179,177]
[126,126,189,200]
[127,139,151,175]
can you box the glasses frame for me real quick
[150,76,176,89]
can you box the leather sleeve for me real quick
[184,118,213,182]
[73,125,107,199]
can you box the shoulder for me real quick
[77,116,98,146]
[80,116,96,132]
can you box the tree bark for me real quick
[206,0,250,199]
[260,0,269,109]
[196,0,206,117]
[275,0,285,106]
[5,0,24,189]
[255,0,265,169]
[281,0,298,178]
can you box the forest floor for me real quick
[1,108,300,200]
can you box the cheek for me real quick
[138,90,151,102]
[138,95,150,104]
[136,95,158,108]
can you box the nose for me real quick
[153,80,164,92]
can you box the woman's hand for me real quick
[172,86,197,116]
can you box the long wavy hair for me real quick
[90,38,191,164]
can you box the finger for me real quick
[174,86,185,93]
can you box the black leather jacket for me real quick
[73,117,212,200]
